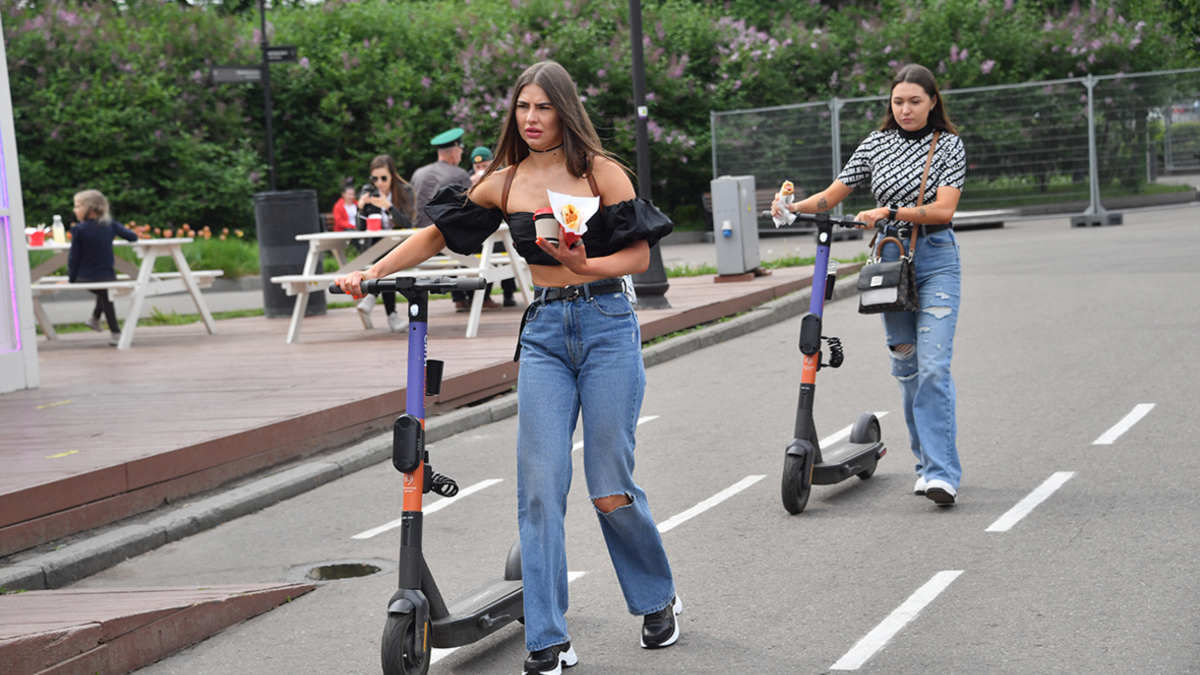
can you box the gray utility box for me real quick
[711,175,760,276]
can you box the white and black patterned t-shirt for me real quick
[837,127,966,225]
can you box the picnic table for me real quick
[28,238,223,349]
[270,226,532,343]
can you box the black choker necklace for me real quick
[528,143,563,155]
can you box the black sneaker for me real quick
[523,642,577,675]
[640,595,682,649]
[503,294,518,307]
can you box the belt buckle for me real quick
[564,285,583,301]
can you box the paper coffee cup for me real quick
[28,230,45,246]
[366,215,383,231]
[533,208,559,244]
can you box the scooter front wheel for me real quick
[381,613,431,675]
[781,452,813,514]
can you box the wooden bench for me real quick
[30,270,223,343]
[271,227,532,342]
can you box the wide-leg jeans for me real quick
[516,281,676,651]
[879,228,963,490]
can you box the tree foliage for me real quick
[3,0,1196,233]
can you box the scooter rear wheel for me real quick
[381,613,431,675]
[781,452,813,514]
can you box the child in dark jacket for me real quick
[68,190,138,346]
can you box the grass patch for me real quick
[667,251,867,277]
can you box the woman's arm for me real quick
[771,181,853,218]
[333,225,447,299]
[114,222,138,242]
[854,186,961,229]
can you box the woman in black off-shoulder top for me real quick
[334,60,679,673]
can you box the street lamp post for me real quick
[259,0,278,192]
[627,0,671,308]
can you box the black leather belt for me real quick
[514,279,626,361]
[896,223,952,236]
[536,279,624,303]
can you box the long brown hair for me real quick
[879,64,958,135]
[368,155,415,219]
[476,60,626,188]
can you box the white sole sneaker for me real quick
[640,595,683,649]
[924,479,957,505]
[914,476,927,496]
[522,644,577,675]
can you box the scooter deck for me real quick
[813,440,885,485]
[431,577,523,648]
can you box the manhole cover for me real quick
[306,562,382,581]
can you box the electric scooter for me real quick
[332,276,524,675]
[778,212,889,514]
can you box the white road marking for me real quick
[351,479,504,540]
[429,571,588,665]
[1093,403,1155,445]
[985,472,1076,533]
[830,570,963,670]
[573,415,660,452]
[820,412,889,447]
[656,475,765,534]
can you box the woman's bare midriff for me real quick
[529,264,610,288]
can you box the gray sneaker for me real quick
[356,294,377,319]
[85,316,103,332]
[386,312,405,333]
[108,332,122,347]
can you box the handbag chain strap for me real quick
[870,130,940,263]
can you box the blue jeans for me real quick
[516,281,676,651]
[879,229,962,490]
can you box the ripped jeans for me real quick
[879,228,962,490]
[516,282,676,651]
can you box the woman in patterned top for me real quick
[335,61,678,675]
[773,63,967,506]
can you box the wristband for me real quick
[887,205,899,220]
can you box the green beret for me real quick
[430,128,465,148]
[470,146,493,163]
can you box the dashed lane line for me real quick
[985,471,1076,533]
[656,475,766,534]
[352,479,505,540]
[573,416,660,452]
[1093,403,1155,445]
[830,570,964,670]
[429,571,588,665]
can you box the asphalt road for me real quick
[74,207,1200,674]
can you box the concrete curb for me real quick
[0,273,859,592]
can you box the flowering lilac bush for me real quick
[4,0,1195,233]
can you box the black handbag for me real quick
[857,131,939,315]
[857,234,918,314]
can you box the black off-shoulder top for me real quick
[424,184,673,267]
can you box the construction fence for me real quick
[710,68,1200,219]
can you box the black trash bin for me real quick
[254,190,326,318]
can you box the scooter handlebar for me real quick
[758,210,873,228]
[328,276,489,296]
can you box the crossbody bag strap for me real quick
[906,130,940,258]
[501,163,517,215]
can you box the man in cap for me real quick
[409,128,491,310]
[469,146,493,186]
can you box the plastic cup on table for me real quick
[366,215,383,231]
[28,230,45,246]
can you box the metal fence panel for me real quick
[712,68,1200,219]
